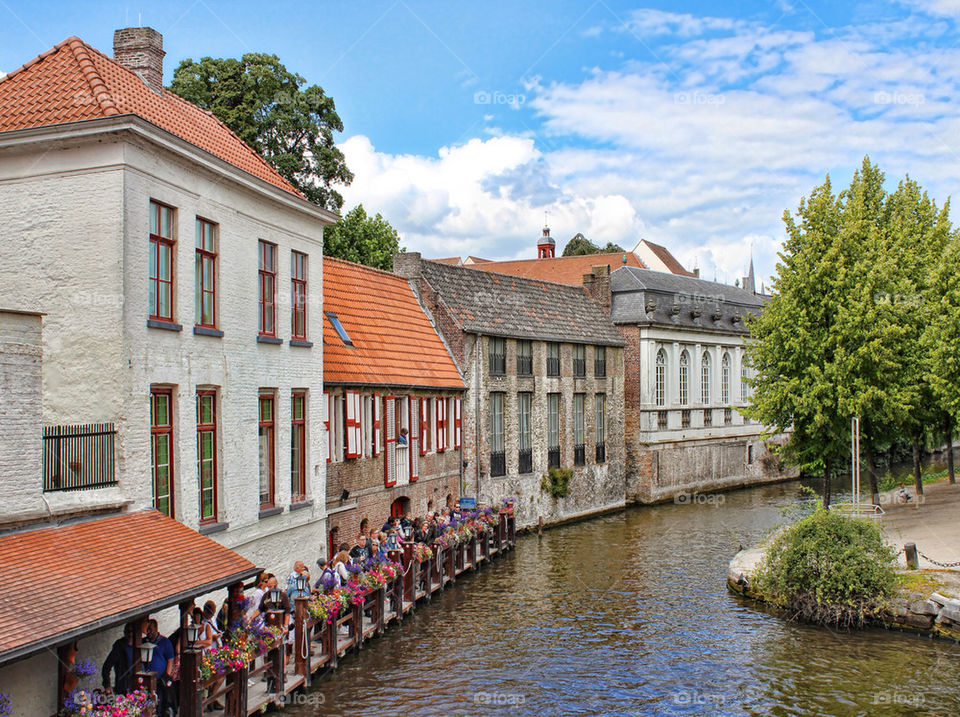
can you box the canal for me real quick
[291,477,960,716]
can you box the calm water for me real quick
[290,478,960,716]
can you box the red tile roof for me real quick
[639,239,697,277]
[466,251,646,285]
[0,510,258,664]
[323,257,464,389]
[0,36,301,197]
[431,256,462,266]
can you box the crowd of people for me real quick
[98,501,485,714]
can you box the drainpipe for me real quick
[475,332,481,499]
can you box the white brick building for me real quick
[0,29,332,573]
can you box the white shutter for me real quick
[454,396,462,448]
[374,394,382,456]
[410,398,420,481]
[384,396,396,486]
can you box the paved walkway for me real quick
[879,479,960,570]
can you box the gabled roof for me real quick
[610,265,765,333]
[0,510,258,667]
[466,251,646,285]
[419,260,625,346]
[0,36,301,197]
[323,257,464,389]
[635,239,697,277]
[430,256,462,266]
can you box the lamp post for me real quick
[134,639,158,715]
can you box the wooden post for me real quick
[446,545,455,584]
[178,649,202,717]
[402,542,414,602]
[468,534,477,570]
[508,514,516,545]
[376,586,386,634]
[269,643,284,695]
[352,598,364,652]
[133,672,157,716]
[905,542,920,570]
[227,581,245,628]
[326,617,338,669]
[226,665,248,716]
[294,596,309,677]
[499,512,508,549]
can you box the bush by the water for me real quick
[540,467,572,498]
[753,507,897,628]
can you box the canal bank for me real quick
[285,478,960,716]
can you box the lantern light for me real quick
[138,642,156,672]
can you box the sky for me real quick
[3,0,960,287]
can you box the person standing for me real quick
[101,624,134,695]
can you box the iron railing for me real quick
[43,423,117,492]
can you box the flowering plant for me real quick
[0,694,11,717]
[62,688,155,717]
[73,659,98,679]
[500,498,515,516]
[373,560,402,582]
[243,621,284,658]
[434,533,455,550]
[308,591,343,624]
[199,642,248,681]
[412,544,433,563]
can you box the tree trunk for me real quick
[946,421,955,485]
[865,445,880,506]
[912,436,923,496]
[823,457,832,508]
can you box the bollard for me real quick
[905,542,919,569]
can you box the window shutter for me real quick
[384,396,396,487]
[323,391,331,463]
[409,398,420,482]
[454,396,462,449]
[345,391,358,458]
[436,397,446,452]
[420,399,429,456]
[354,392,362,457]
[373,394,382,456]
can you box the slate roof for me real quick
[610,266,766,334]
[323,257,464,389]
[0,36,301,197]
[420,260,625,346]
[464,251,646,285]
[0,510,259,667]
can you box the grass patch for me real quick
[878,469,948,493]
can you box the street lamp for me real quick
[185,622,202,648]
[295,574,309,594]
[138,642,156,673]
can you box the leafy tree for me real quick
[561,233,625,256]
[169,54,353,212]
[324,204,402,270]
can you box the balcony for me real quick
[43,423,117,492]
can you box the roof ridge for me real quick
[65,38,120,117]
[325,255,407,281]
[0,35,82,87]
[454,261,595,293]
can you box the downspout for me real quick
[475,332,481,499]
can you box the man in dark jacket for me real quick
[101,624,134,694]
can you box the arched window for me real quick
[701,352,711,404]
[741,361,748,402]
[655,349,666,407]
[722,352,731,404]
[679,350,690,405]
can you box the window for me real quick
[704,408,713,426]
[325,312,352,346]
[258,240,277,336]
[196,391,217,522]
[419,398,432,454]
[657,410,668,430]
[363,395,374,457]
[453,397,462,449]
[291,392,306,502]
[722,352,731,404]
[655,349,666,407]
[741,362,749,402]
[150,389,173,517]
[679,350,690,405]
[548,392,561,468]
[291,251,307,340]
[195,218,216,328]
[573,393,585,466]
[345,390,362,459]
[490,392,505,477]
[447,397,456,450]
[724,407,733,426]
[436,397,448,452]
[681,409,691,428]
[701,352,711,404]
[547,342,561,376]
[384,396,397,487]
[518,392,533,474]
[489,337,506,376]
[747,444,754,464]
[595,393,606,463]
[595,346,606,378]
[258,394,275,508]
[517,340,533,376]
[573,344,586,377]
[149,201,175,321]
[42,423,117,492]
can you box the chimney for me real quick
[582,265,611,313]
[113,27,165,94]
[392,251,423,280]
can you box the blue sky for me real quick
[3,1,959,286]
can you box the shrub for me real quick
[540,467,572,498]
[752,507,897,628]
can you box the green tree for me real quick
[561,233,625,256]
[169,54,353,212]
[324,204,402,270]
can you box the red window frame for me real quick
[345,390,361,459]
[323,391,332,463]
[291,391,307,503]
[384,395,397,487]
[150,388,174,517]
[195,218,217,329]
[149,200,175,321]
[436,397,447,452]
[420,399,430,455]
[259,393,276,509]
[196,390,218,523]
[373,394,382,456]
[258,240,277,336]
[291,251,307,340]
[409,398,420,482]
[454,397,462,449]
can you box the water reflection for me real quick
[289,478,960,716]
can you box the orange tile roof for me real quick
[468,251,646,285]
[430,256,462,266]
[0,36,301,197]
[639,239,697,277]
[0,510,258,664]
[323,257,464,389]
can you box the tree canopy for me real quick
[169,53,353,212]
[745,156,957,506]
[323,204,402,270]
[561,233,625,256]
